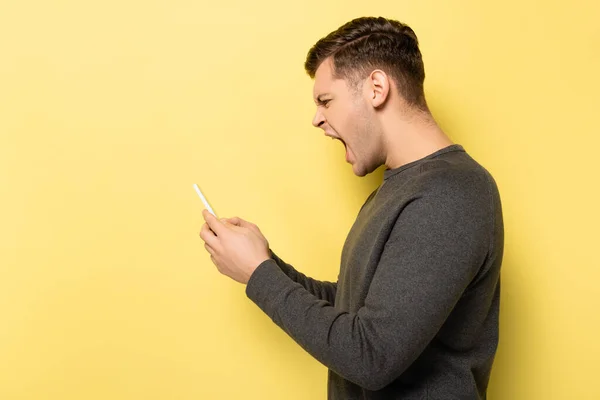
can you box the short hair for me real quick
[305,17,428,110]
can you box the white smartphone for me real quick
[193,183,217,217]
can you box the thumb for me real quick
[220,219,241,230]
[224,217,246,227]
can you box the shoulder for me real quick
[413,153,495,199]
[381,154,499,226]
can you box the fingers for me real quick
[202,209,225,236]
[201,230,219,266]
[199,221,219,248]
[204,242,215,256]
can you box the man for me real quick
[199,16,504,399]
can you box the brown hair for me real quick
[305,17,428,110]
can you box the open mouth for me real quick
[326,135,350,162]
[334,138,350,162]
[331,136,345,146]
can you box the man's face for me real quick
[311,58,382,177]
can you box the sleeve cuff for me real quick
[245,258,294,316]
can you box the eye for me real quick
[322,100,331,108]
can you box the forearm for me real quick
[246,260,412,391]
[268,248,337,304]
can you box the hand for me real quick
[220,216,270,252]
[199,210,271,284]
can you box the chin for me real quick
[351,163,368,177]
[351,159,379,177]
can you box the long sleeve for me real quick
[265,188,377,305]
[245,174,494,391]
[268,248,337,305]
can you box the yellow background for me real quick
[1,0,599,399]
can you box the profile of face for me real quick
[311,58,387,177]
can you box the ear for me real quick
[367,69,391,108]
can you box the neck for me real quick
[381,108,454,170]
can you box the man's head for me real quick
[305,17,429,176]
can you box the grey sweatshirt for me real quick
[246,144,504,399]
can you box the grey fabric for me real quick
[246,144,504,399]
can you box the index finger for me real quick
[203,209,226,236]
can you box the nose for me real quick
[312,108,326,129]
